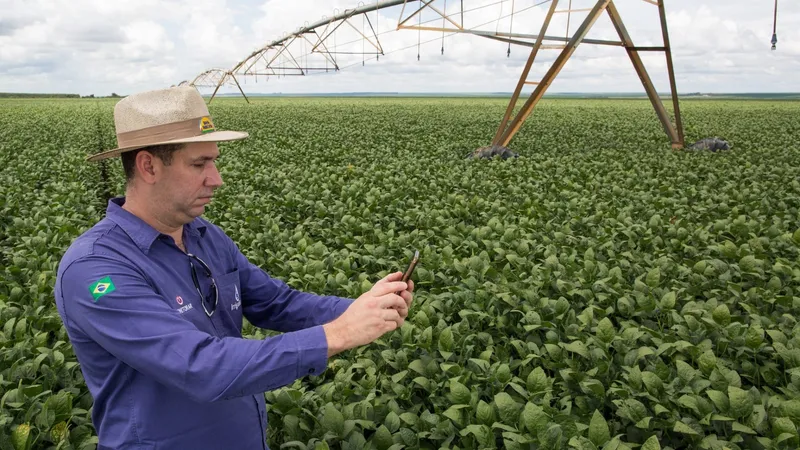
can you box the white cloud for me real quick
[0,0,797,95]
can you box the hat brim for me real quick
[86,130,249,162]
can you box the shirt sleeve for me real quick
[59,254,330,404]
[231,243,354,332]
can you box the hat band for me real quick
[116,117,211,149]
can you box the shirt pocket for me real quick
[214,268,242,336]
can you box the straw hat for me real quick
[87,86,249,162]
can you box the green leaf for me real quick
[442,406,463,425]
[460,424,492,445]
[408,359,426,376]
[660,291,676,310]
[562,341,590,358]
[322,403,345,437]
[767,276,782,291]
[450,380,472,405]
[767,329,788,345]
[527,367,550,393]
[522,402,546,436]
[781,400,800,425]
[641,435,661,450]
[35,405,55,430]
[494,392,522,424]
[45,391,72,421]
[618,399,648,424]
[438,327,454,352]
[50,421,69,443]
[706,390,729,413]
[78,437,100,450]
[772,417,797,436]
[495,363,512,383]
[745,325,764,349]
[776,433,797,445]
[731,421,756,434]
[539,423,563,449]
[391,370,408,383]
[654,405,671,416]
[641,372,663,395]
[698,350,717,374]
[676,360,695,382]
[373,424,394,450]
[673,421,699,435]
[646,268,661,288]
[596,317,615,343]
[399,413,418,426]
[413,310,430,328]
[729,386,754,419]
[711,304,731,326]
[11,423,31,450]
[588,410,610,447]
[739,255,760,273]
[477,400,494,426]
[384,411,401,433]
[635,417,652,429]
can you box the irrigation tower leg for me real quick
[658,0,685,148]
[607,2,680,147]
[492,0,560,146]
[492,0,685,150]
[496,0,611,148]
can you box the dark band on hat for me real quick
[116,116,216,149]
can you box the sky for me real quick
[0,0,797,96]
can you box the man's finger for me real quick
[376,271,403,285]
[397,290,412,306]
[381,308,401,322]
[407,279,414,292]
[397,306,409,319]
[378,294,406,310]
[372,280,408,297]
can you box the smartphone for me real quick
[396,249,420,295]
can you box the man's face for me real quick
[156,142,223,223]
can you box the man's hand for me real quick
[390,270,415,320]
[323,272,414,357]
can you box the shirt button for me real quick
[309,368,315,374]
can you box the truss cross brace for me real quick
[492,0,685,149]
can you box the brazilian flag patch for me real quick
[89,276,116,302]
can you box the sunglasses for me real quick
[187,253,218,317]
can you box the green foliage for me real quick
[2,97,800,449]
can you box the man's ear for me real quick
[136,150,158,184]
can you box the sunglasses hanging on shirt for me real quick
[187,253,218,317]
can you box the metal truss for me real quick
[492,0,684,148]
[184,0,687,149]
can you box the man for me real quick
[54,86,414,449]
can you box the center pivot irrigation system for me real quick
[180,0,783,151]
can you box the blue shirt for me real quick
[55,197,353,450]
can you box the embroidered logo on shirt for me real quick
[89,276,116,302]
[231,286,241,311]
[176,296,184,305]
[178,304,194,314]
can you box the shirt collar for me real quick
[106,197,208,254]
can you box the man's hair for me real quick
[121,143,185,182]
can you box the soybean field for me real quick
[1,97,800,450]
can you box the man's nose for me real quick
[205,162,224,188]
